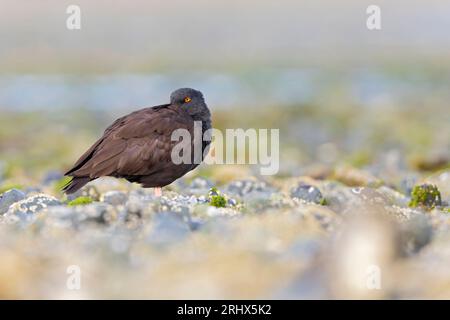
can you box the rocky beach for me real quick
[1,0,450,300]
[1,164,449,299]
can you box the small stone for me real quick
[82,203,115,224]
[44,206,78,228]
[45,203,115,227]
[243,192,273,212]
[290,184,324,205]
[377,186,410,207]
[0,189,26,214]
[399,214,433,255]
[424,170,450,204]
[197,195,208,204]
[189,177,214,190]
[101,191,128,206]
[324,184,390,215]
[226,179,274,198]
[81,185,101,201]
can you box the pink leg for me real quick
[154,187,162,197]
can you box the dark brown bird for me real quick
[63,88,211,196]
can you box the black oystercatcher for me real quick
[63,88,211,196]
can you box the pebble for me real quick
[190,177,214,190]
[101,190,128,206]
[0,189,26,214]
[290,184,324,204]
[226,179,275,198]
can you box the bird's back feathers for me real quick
[63,101,211,194]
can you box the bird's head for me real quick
[170,88,210,120]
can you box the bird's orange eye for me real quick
[184,97,191,103]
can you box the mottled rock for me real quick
[6,194,60,216]
[101,191,128,206]
[377,186,409,207]
[159,194,196,213]
[44,206,78,228]
[399,214,433,255]
[146,212,191,245]
[81,203,116,224]
[125,191,157,218]
[290,184,324,204]
[80,185,101,201]
[242,192,276,212]
[189,177,214,190]
[323,184,364,213]
[0,189,26,214]
[324,184,392,214]
[45,202,116,227]
[226,179,275,198]
[424,170,450,204]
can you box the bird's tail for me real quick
[62,176,92,194]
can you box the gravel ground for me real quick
[0,171,449,299]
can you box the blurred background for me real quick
[0,0,450,300]
[1,0,449,183]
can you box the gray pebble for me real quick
[0,189,26,214]
[290,184,324,204]
[399,214,433,255]
[190,177,214,190]
[226,179,274,197]
[101,191,128,206]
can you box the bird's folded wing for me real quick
[66,108,194,178]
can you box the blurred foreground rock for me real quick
[0,173,449,299]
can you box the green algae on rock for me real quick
[67,196,93,206]
[409,184,442,209]
[208,187,227,208]
[210,195,227,208]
